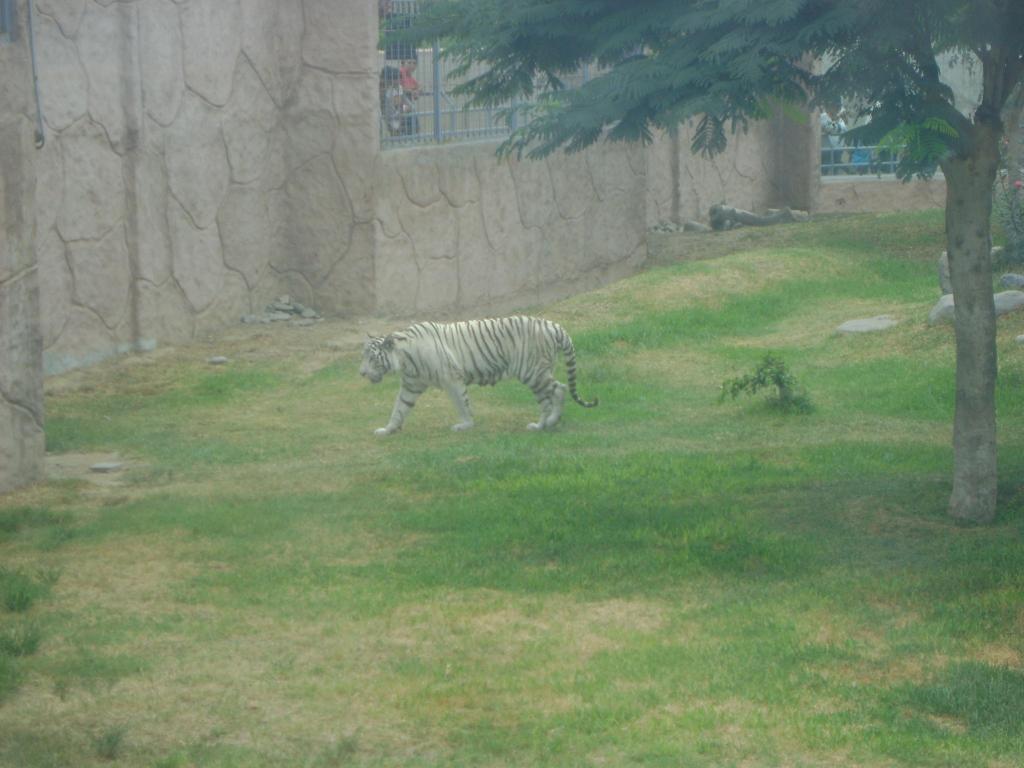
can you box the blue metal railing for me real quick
[821,143,902,177]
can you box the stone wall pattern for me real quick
[374,142,649,318]
[27,0,942,380]
[32,0,379,375]
[1,1,46,492]
[817,177,948,215]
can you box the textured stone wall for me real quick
[373,142,648,318]
[646,120,784,228]
[33,0,377,374]
[29,0,933,379]
[646,106,820,228]
[1,1,45,492]
[818,177,948,215]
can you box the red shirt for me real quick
[399,66,419,94]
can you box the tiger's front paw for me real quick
[374,426,396,436]
[451,421,474,432]
[527,422,544,431]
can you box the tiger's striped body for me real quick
[359,316,597,434]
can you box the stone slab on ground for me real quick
[1001,273,1024,289]
[837,315,898,334]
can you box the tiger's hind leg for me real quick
[541,382,567,429]
[444,381,475,432]
[527,375,562,431]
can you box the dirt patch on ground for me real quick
[45,452,138,487]
[42,316,389,399]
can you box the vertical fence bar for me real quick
[432,39,442,142]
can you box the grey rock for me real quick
[90,462,123,473]
[928,294,956,325]
[292,318,316,327]
[928,291,1024,325]
[208,356,229,365]
[937,251,952,295]
[1000,273,1024,289]
[994,290,1024,316]
[837,315,897,334]
[240,314,260,324]
[267,311,292,322]
[300,307,318,319]
[1017,334,1024,346]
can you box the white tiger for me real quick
[359,316,598,435]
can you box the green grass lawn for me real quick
[2,210,1023,767]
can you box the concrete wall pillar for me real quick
[768,105,820,213]
[0,0,44,493]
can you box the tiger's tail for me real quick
[556,325,598,408]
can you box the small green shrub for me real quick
[720,355,813,413]
[0,567,59,613]
[93,728,125,762]
[1,569,42,613]
[0,622,42,657]
[309,737,360,767]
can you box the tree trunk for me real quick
[942,132,1001,524]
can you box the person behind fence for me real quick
[850,144,871,174]
[380,66,404,136]
[820,107,847,175]
[400,59,421,100]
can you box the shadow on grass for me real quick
[901,661,1024,738]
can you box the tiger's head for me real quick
[359,333,403,383]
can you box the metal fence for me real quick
[821,144,902,177]
[379,1,594,148]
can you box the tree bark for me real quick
[942,130,1001,524]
